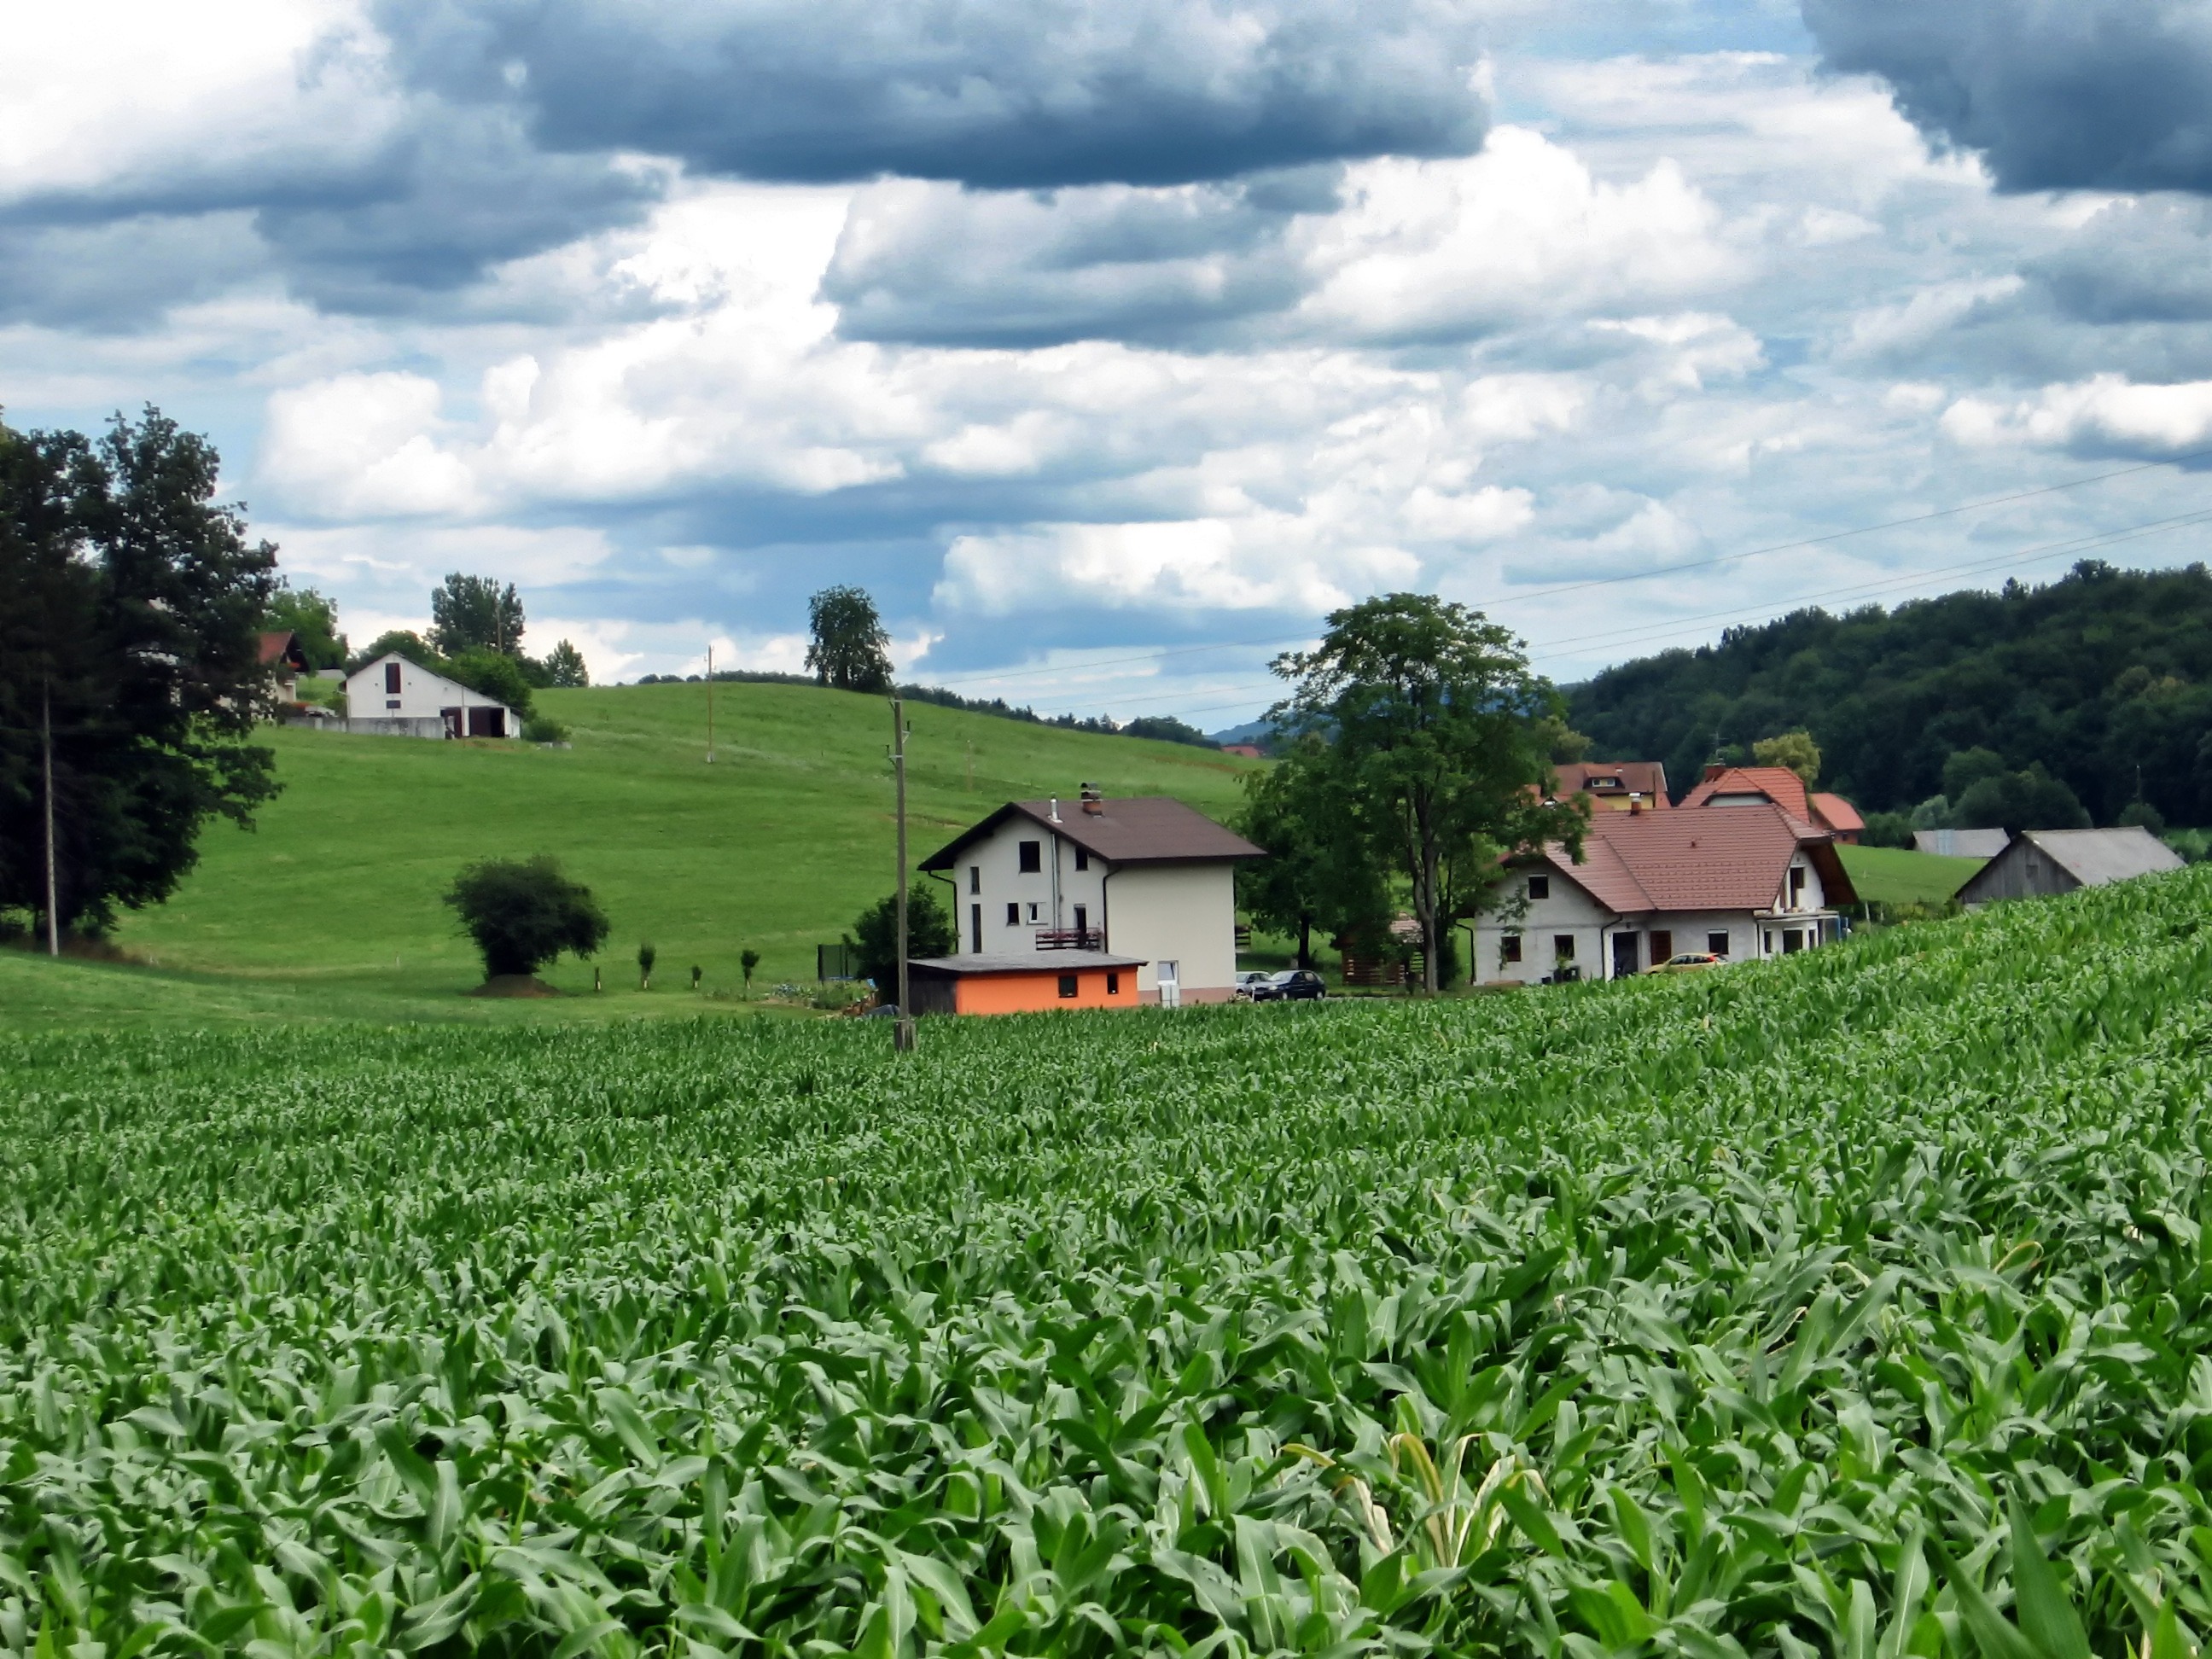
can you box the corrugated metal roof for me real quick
[1915,828,2010,859]
[909,951,1147,975]
[920,796,1263,870]
[1542,800,1854,913]
[2023,828,2185,886]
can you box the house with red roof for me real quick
[1679,765,1866,842]
[1472,797,1857,984]
[1553,760,1671,812]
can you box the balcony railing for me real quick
[1034,928,1104,952]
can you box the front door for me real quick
[1649,929,1673,966]
[1611,932,1639,978]
[1157,959,1179,1007]
[1073,903,1088,942]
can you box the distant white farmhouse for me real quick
[343,653,519,740]
[917,786,1264,1005]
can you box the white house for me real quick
[343,653,520,740]
[918,786,1264,1004]
[1472,799,1857,984]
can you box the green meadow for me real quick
[1836,841,1986,907]
[74,682,1254,1014]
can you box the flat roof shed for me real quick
[906,951,1147,1016]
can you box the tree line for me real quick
[1568,560,2212,832]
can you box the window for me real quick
[1501,934,1523,964]
[1018,840,1042,873]
[969,865,980,894]
[384,661,402,695]
[1073,904,1087,934]
[1006,903,1020,926]
[1763,929,1774,953]
[1074,847,1090,871]
[1057,975,1079,998]
[1106,972,1120,995]
[1783,928,1805,953]
[1553,935,1575,963]
[971,905,982,952]
[1027,902,1040,923]
[1708,931,1729,957]
[1528,874,1550,900]
[1789,865,1807,907]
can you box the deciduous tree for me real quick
[0,410,282,938]
[853,882,953,989]
[430,573,526,658]
[443,856,608,981]
[543,640,590,687]
[806,585,894,694]
[1267,593,1586,993]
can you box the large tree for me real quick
[430,573,526,658]
[1234,734,1388,968]
[806,585,894,693]
[1268,593,1586,992]
[0,410,282,938]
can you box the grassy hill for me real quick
[1836,842,1985,906]
[71,681,1253,1012]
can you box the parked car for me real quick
[1232,970,1272,1000]
[1652,952,1723,974]
[1252,969,1326,1002]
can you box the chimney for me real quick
[1080,781,1103,815]
[1628,792,1644,815]
[1049,796,1062,823]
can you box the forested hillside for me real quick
[1569,560,2212,824]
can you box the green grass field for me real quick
[86,682,1252,1010]
[1837,841,1985,905]
[4,869,2208,1654]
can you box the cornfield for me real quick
[6,869,2212,1656]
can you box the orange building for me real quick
[906,951,1148,1016]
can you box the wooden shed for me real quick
[1954,827,2183,907]
[905,951,1147,1016]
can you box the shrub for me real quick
[521,715,568,744]
[851,883,955,986]
[442,857,608,981]
[1860,810,1916,849]
[637,940,655,990]
[2116,799,2167,835]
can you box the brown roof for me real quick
[1681,765,1813,822]
[1809,792,1864,834]
[1554,760,1671,805]
[1536,800,1856,914]
[919,795,1264,870]
[258,630,306,670]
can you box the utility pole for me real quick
[41,673,59,958]
[891,697,915,1051]
[706,645,715,764]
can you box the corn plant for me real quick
[3,870,2212,1655]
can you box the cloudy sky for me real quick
[11,0,2212,728]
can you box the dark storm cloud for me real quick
[0,103,663,326]
[381,0,1491,189]
[822,170,1335,347]
[1801,0,2212,192]
[2032,199,2212,323]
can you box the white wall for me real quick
[343,654,515,735]
[1470,858,1842,984]
[945,812,1238,996]
[1108,863,1238,998]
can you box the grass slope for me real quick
[4,870,2208,1652]
[101,682,1253,1010]
[1837,841,1985,905]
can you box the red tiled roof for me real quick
[920,795,1263,870]
[1540,800,1855,914]
[1680,765,1813,820]
[1809,792,1864,833]
[1554,760,1671,805]
[258,630,303,667]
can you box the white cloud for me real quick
[1294,126,1740,340]
[1942,374,2212,454]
